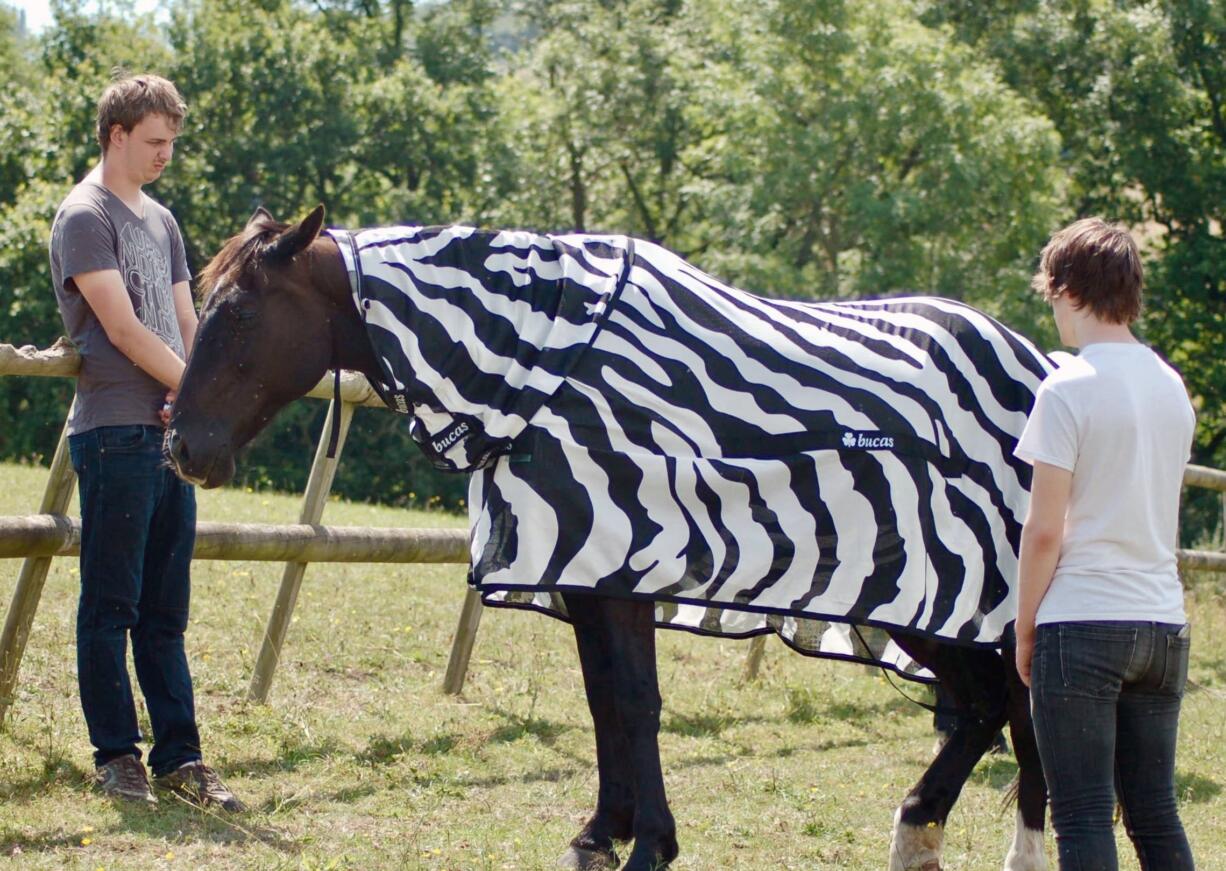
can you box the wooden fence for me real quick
[0,340,476,728]
[4,341,1226,708]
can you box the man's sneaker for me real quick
[155,761,246,812]
[94,754,157,804]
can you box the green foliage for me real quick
[701,0,1063,309]
[923,0,1226,540]
[0,0,1221,528]
[0,177,76,460]
[490,0,718,241]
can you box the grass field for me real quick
[1,459,1224,870]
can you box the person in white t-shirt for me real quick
[1014,218,1195,871]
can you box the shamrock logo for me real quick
[842,431,856,448]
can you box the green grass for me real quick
[1,459,1224,869]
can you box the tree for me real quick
[0,0,171,460]
[697,0,1063,325]
[491,0,727,254]
[925,0,1226,539]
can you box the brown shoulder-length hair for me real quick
[96,72,187,154]
[1031,218,1143,324]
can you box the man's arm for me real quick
[159,280,198,424]
[173,280,197,358]
[1014,460,1073,687]
[73,269,185,390]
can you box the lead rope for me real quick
[326,364,342,459]
[850,624,959,718]
[325,230,364,460]
[325,297,343,460]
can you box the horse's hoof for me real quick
[620,841,676,871]
[557,845,619,870]
[1003,809,1047,871]
[889,806,945,871]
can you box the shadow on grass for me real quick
[769,735,873,757]
[667,733,874,775]
[460,765,578,791]
[486,707,570,746]
[0,828,85,855]
[0,758,91,805]
[225,735,348,777]
[785,691,918,726]
[421,733,459,756]
[0,792,301,857]
[1190,649,1226,680]
[355,732,414,766]
[352,730,466,767]
[661,710,774,738]
[1176,770,1221,804]
[127,793,302,853]
[385,763,581,794]
[968,753,1020,791]
[323,783,381,804]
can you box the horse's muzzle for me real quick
[164,427,227,487]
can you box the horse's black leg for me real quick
[562,592,677,871]
[559,593,637,870]
[886,633,1011,871]
[1001,640,1048,870]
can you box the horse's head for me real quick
[166,205,349,488]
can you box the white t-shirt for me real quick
[1014,342,1194,625]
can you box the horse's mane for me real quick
[196,217,289,299]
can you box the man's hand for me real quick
[159,390,176,427]
[1014,460,1072,692]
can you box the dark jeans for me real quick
[1031,620,1194,871]
[69,424,201,777]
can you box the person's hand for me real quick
[159,390,176,427]
[1015,635,1034,688]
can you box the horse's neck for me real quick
[310,235,383,381]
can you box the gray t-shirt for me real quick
[49,179,190,434]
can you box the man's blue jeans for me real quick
[1031,620,1194,871]
[69,424,201,777]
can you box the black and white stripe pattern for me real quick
[330,226,1054,677]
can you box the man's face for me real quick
[110,113,178,184]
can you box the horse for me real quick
[167,205,1049,871]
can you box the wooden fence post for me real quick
[247,396,354,703]
[743,635,768,682]
[442,588,484,695]
[0,422,76,726]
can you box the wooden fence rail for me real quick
[5,342,1226,702]
[0,514,467,563]
[0,339,387,406]
[0,340,481,726]
[1184,464,1226,492]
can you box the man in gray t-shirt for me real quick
[50,180,191,432]
[47,73,242,812]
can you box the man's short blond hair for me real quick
[96,72,187,154]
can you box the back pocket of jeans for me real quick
[1058,624,1133,695]
[1158,626,1191,695]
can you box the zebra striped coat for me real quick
[328,226,1054,677]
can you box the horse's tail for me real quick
[1000,775,1020,813]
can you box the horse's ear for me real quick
[263,205,326,262]
[247,206,275,228]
